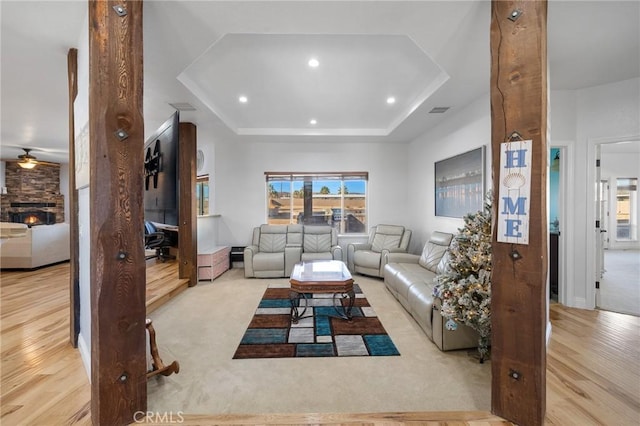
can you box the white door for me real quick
[595,145,604,305]
[600,179,610,251]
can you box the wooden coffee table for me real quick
[289,260,355,323]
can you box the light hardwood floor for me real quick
[1,262,638,425]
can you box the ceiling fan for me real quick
[17,148,39,169]
[1,146,66,169]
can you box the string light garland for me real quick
[434,192,493,362]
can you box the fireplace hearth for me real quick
[9,211,56,227]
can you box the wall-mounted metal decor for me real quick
[144,140,161,190]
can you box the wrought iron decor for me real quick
[144,139,161,190]
[435,146,485,218]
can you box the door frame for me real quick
[550,143,571,307]
[586,134,640,309]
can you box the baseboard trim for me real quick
[546,321,552,348]
[78,332,91,382]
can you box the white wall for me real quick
[577,78,640,309]
[208,130,409,248]
[77,186,91,379]
[402,78,639,311]
[406,94,491,252]
[0,161,5,192]
[75,11,91,378]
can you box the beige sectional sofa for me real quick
[384,231,479,351]
[0,223,70,269]
[244,224,341,278]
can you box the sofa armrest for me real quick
[387,247,409,253]
[379,247,408,275]
[347,242,372,271]
[348,242,371,251]
[331,245,343,262]
[285,245,302,276]
[386,252,420,264]
[243,245,258,277]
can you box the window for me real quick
[196,175,209,216]
[265,172,367,234]
[616,177,637,241]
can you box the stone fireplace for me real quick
[0,161,65,224]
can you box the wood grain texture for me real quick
[1,264,638,425]
[490,1,548,425]
[88,1,146,424]
[67,47,80,348]
[178,122,197,286]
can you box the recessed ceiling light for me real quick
[308,58,319,68]
[238,95,248,103]
[310,119,317,125]
[386,97,396,104]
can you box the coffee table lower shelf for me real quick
[289,289,355,323]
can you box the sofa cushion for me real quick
[418,232,453,272]
[353,250,381,269]
[436,249,451,275]
[287,225,303,245]
[370,225,405,252]
[253,252,284,271]
[258,225,287,253]
[301,252,333,261]
[303,226,332,253]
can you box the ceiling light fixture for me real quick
[238,95,248,103]
[386,97,396,104]
[18,160,37,170]
[308,58,319,68]
[309,119,317,125]
[17,148,38,169]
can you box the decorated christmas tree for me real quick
[434,193,492,362]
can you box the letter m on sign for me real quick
[501,197,527,215]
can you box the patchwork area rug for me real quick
[233,284,400,359]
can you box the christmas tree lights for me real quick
[434,193,492,362]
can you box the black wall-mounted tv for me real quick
[144,112,179,226]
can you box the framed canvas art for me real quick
[435,146,485,218]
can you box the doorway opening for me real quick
[595,141,640,316]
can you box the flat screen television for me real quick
[144,112,179,226]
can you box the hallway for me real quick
[598,249,640,316]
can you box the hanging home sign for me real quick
[498,137,532,244]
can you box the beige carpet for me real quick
[147,268,491,415]
[598,249,640,316]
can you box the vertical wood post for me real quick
[67,48,80,347]
[89,1,146,424]
[178,122,197,285]
[490,1,548,425]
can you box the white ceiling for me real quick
[1,1,639,164]
[178,33,449,136]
